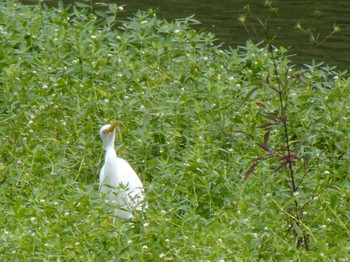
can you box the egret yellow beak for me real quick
[106,121,117,132]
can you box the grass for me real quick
[1,1,350,260]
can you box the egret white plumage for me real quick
[99,121,146,219]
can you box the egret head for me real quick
[99,121,117,147]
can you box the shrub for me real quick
[0,1,349,260]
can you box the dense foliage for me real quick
[1,1,349,260]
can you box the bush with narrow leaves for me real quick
[1,1,349,260]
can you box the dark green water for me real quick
[22,0,350,70]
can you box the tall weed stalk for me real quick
[239,1,339,249]
[243,42,309,249]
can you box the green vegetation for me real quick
[1,1,349,260]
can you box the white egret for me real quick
[99,121,146,219]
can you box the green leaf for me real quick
[74,2,91,8]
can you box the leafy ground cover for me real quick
[0,1,349,260]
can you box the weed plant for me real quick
[240,1,344,250]
[0,1,349,261]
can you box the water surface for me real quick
[22,0,350,70]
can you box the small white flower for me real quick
[127,240,132,244]
[118,6,124,11]
[30,217,37,224]
[40,199,45,203]
[293,191,299,196]
[174,29,181,34]
[143,223,149,228]
[75,242,80,246]
[159,253,166,258]
[91,35,97,39]
[64,212,69,217]
[43,84,48,89]
[142,245,148,249]
[141,20,148,24]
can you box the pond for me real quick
[22,0,350,70]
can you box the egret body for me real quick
[99,121,145,219]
